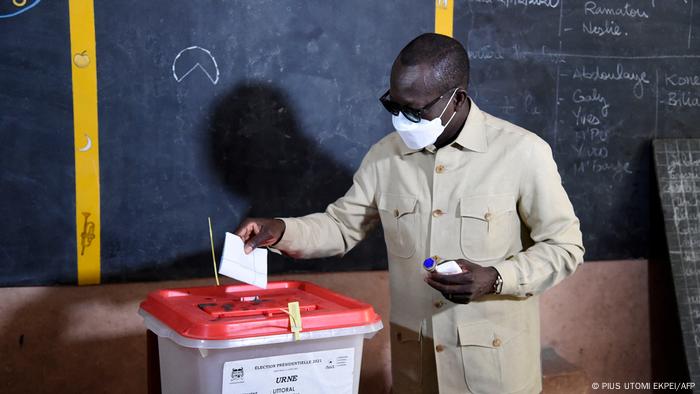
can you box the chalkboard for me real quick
[2,1,700,285]
[0,0,431,285]
[0,0,76,285]
[457,1,700,260]
[654,139,700,390]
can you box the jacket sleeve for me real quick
[270,146,380,259]
[491,136,585,297]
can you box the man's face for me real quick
[389,61,451,122]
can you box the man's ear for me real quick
[455,89,469,108]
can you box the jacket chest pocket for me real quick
[458,320,533,394]
[378,193,418,259]
[459,194,516,262]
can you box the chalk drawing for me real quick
[0,0,41,19]
[79,134,92,152]
[80,212,95,256]
[73,51,90,68]
[172,46,220,85]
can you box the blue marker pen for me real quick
[422,257,463,275]
[423,257,438,272]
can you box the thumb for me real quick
[244,232,267,254]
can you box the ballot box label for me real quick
[222,347,355,394]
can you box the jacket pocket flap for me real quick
[458,320,521,347]
[459,194,515,220]
[378,193,418,217]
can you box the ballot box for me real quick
[139,281,382,394]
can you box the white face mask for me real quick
[392,88,458,150]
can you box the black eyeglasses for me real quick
[379,88,452,123]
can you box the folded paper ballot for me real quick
[218,232,268,288]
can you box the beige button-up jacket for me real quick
[273,99,584,393]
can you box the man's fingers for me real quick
[240,227,253,243]
[234,220,253,239]
[234,219,283,253]
[429,271,473,285]
[235,220,261,243]
[424,277,470,294]
[244,234,263,254]
[233,220,249,238]
[244,230,270,254]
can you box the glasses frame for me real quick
[379,88,453,123]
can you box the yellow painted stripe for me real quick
[435,0,454,37]
[69,0,101,285]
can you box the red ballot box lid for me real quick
[139,281,382,340]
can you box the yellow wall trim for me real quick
[435,0,454,37]
[69,0,101,285]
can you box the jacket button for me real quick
[484,212,493,221]
[435,344,445,352]
[435,164,445,173]
[394,208,399,217]
[492,338,502,347]
[433,300,445,308]
[432,209,443,217]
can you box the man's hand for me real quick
[424,259,499,304]
[234,218,286,254]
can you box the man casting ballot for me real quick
[235,33,584,394]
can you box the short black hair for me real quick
[396,33,470,95]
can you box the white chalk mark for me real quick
[79,134,92,152]
[523,49,700,60]
[172,46,220,85]
[654,69,659,138]
[690,0,695,49]
[552,40,563,153]
[558,0,563,37]
[661,140,699,372]
[0,0,40,19]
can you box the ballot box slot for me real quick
[197,299,318,318]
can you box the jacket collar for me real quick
[399,97,488,155]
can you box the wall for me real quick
[0,259,688,393]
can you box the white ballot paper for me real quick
[218,232,268,288]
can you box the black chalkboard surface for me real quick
[654,139,700,390]
[0,0,76,285]
[2,1,700,285]
[457,1,700,260]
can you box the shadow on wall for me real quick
[206,81,386,274]
[100,81,387,283]
[208,81,352,218]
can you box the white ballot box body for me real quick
[139,281,383,394]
